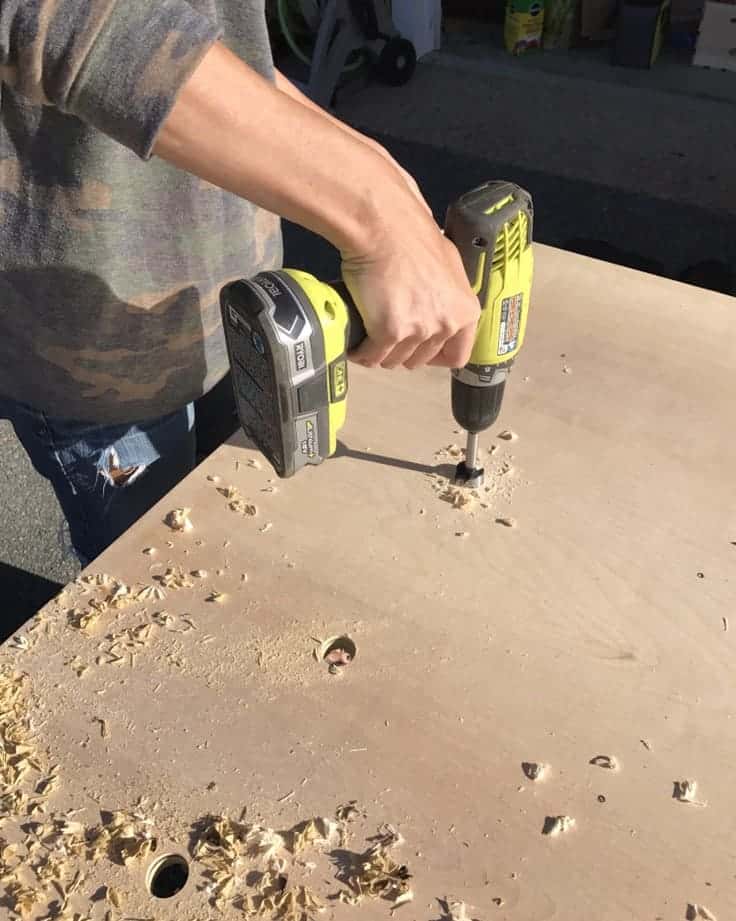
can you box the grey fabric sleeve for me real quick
[0,0,222,158]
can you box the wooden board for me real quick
[2,245,736,921]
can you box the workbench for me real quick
[2,246,735,921]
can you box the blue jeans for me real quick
[1,397,197,567]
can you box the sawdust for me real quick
[590,755,619,771]
[434,444,465,461]
[157,566,194,590]
[522,762,547,781]
[687,904,717,920]
[207,591,228,604]
[542,815,575,837]
[495,517,517,528]
[142,546,157,556]
[445,898,470,921]
[192,811,356,916]
[673,779,706,806]
[0,668,162,918]
[136,584,166,602]
[498,430,518,441]
[165,507,194,532]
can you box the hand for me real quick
[342,183,480,371]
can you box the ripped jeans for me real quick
[0,398,197,567]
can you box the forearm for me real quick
[153,43,404,254]
[273,69,376,148]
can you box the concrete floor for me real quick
[2,40,735,636]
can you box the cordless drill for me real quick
[219,181,534,481]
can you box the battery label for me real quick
[498,293,523,356]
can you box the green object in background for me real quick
[505,0,545,54]
[543,0,578,48]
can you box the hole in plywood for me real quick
[146,853,189,899]
[316,636,357,673]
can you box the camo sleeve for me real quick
[0,0,221,158]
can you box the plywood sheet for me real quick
[2,245,736,921]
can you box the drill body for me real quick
[220,181,533,480]
[445,183,534,487]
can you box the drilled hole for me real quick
[147,853,189,899]
[316,635,357,673]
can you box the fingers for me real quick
[349,321,476,371]
[427,323,477,369]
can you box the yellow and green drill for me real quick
[220,181,534,487]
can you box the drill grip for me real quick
[331,280,367,352]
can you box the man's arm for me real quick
[154,43,478,370]
[272,70,431,215]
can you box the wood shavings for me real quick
[10,634,30,651]
[590,755,619,771]
[218,484,241,500]
[435,444,464,460]
[446,898,469,921]
[722,617,728,632]
[335,801,362,824]
[438,484,477,511]
[142,546,157,556]
[260,522,273,533]
[66,656,89,678]
[105,886,123,909]
[165,507,193,532]
[338,832,412,907]
[207,474,221,483]
[206,591,228,604]
[495,517,517,528]
[191,569,208,579]
[157,566,194,590]
[93,717,109,739]
[542,815,575,836]
[498,430,518,441]
[455,531,470,539]
[391,889,414,910]
[687,904,718,921]
[673,779,706,806]
[231,499,259,516]
[248,458,262,469]
[107,582,133,608]
[522,762,547,781]
[136,584,166,602]
[99,805,158,864]
[640,739,652,751]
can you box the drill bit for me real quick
[453,431,485,489]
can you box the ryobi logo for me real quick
[294,341,307,372]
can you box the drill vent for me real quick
[492,211,528,271]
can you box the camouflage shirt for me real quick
[0,1,282,423]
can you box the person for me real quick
[0,2,480,566]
